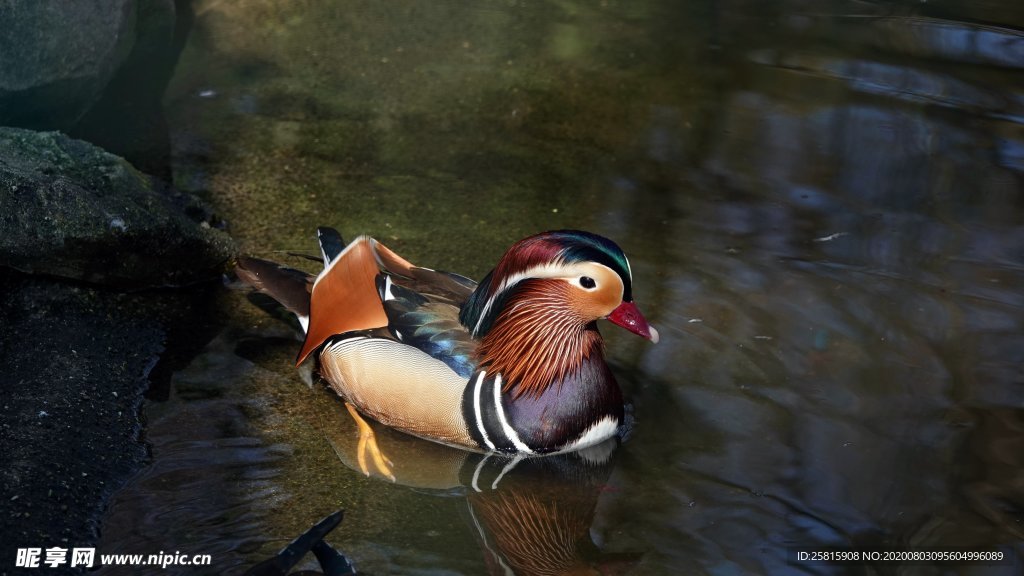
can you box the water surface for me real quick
[100,1,1023,574]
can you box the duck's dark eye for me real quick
[580,276,597,289]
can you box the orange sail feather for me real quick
[296,237,414,364]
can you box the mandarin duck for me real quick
[237,228,657,476]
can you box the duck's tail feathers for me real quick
[236,257,314,333]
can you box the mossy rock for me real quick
[0,127,235,287]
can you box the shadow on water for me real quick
[93,0,1024,574]
[69,0,196,181]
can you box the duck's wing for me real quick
[298,232,417,364]
[377,272,479,379]
[299,228,479,367]
[393,265,476,306]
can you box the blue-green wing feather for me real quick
[376,270,479,379]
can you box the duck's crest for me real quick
[459,230,634,338]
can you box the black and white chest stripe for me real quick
[462,371,535,454]
[460,370,620,455]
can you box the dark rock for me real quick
[0,128,234,288]
[0,0,136,131]
[0,271,223,574]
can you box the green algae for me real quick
[164,0,707,262]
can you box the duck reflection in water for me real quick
[329,414,636,575]
[244,424,634,575]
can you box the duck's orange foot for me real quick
[345,402,395,482]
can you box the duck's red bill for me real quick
[607,301,659,343]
